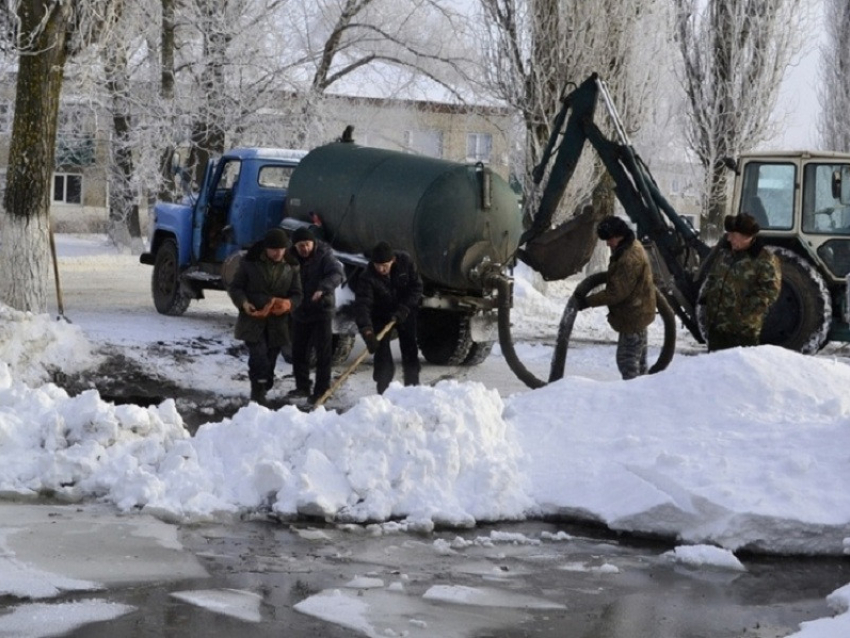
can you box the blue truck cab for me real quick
[140,147,307,315]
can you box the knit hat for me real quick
[370,241,394,263]
[264,227,290,249]
[724,213,760,236]
[596,216,631,240]
[292,227,315,244]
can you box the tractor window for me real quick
[802,163,850,234]
[739,162,795,230]
[258,165,295,189]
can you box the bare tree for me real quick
[674,0,805,237]
[474,0,668,257]
[1,0,118,312]
[818,0,850,152]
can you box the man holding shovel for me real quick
[354,241,423,394]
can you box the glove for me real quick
[362,329,379,354]
[572,293,588,311]
[392,306,410,324]
[269,297,292,315]
[244,300,272,318]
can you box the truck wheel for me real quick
[331,333,355,365]
[761,247,831,354]
[152,238,191,316]
[417,309,474,365]
[463,341,494,366]
[305,333,356,367]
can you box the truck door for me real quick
[193,158,241,262]
[191,157,219,262]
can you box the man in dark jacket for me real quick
[228,228,303,404]
[701,213,781,351]
[354,241,424,394]
[290,226,344,403]
[578,216,657,380]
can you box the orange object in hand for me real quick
[269,297,292,315]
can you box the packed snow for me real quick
[0,235,849,637]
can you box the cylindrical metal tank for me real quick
[285,143,522,292]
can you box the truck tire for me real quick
[761,247,831,354]
[417,309,474,365]
[152,238,192,316]
[331,333,356,365]
[463,341,494,366]
[304,333,356,367]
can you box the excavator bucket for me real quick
[517,205,604,281]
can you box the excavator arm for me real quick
[519,73,711,342]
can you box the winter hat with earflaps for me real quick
[264,227,290,249]
[370,241,394,263]
[292,227,316,244]
[596,216,632,240]
[724,213,760,236]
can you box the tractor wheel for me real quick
[417,309,474,365]
[152,239,191,316]
[761,247,831,353]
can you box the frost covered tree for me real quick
[673,0,805,236]
[0,0,118,312]
[95,0,470,228]
[818,0,850,152]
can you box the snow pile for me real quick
[664,544,746,571]
[0,305,96,386]
[1,259,850,560]
[509,346,850,554]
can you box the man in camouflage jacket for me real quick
[579,216,657,380]
[701,213,782,351]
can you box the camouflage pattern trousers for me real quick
[616,329,648,380]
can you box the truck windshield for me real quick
[802,163,850,235]
[739,162,795,231]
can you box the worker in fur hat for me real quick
[700,213,782,351]
[354,241,423,394]
[228,227,302,405]
[289,226,344,404]
[575,216,657,380]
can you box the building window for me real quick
[53,174,83,205]
[403,129,443,158]
[466,133,492,163]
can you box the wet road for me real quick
[30,513,848,638]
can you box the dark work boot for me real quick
[287,384,311,399]
[403,367,420,387]
[250,381,268,405]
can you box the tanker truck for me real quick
[140,142,523,367]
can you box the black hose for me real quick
[494,272,677,389]
[495,276,547,389]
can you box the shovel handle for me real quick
[312,320,396,408]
